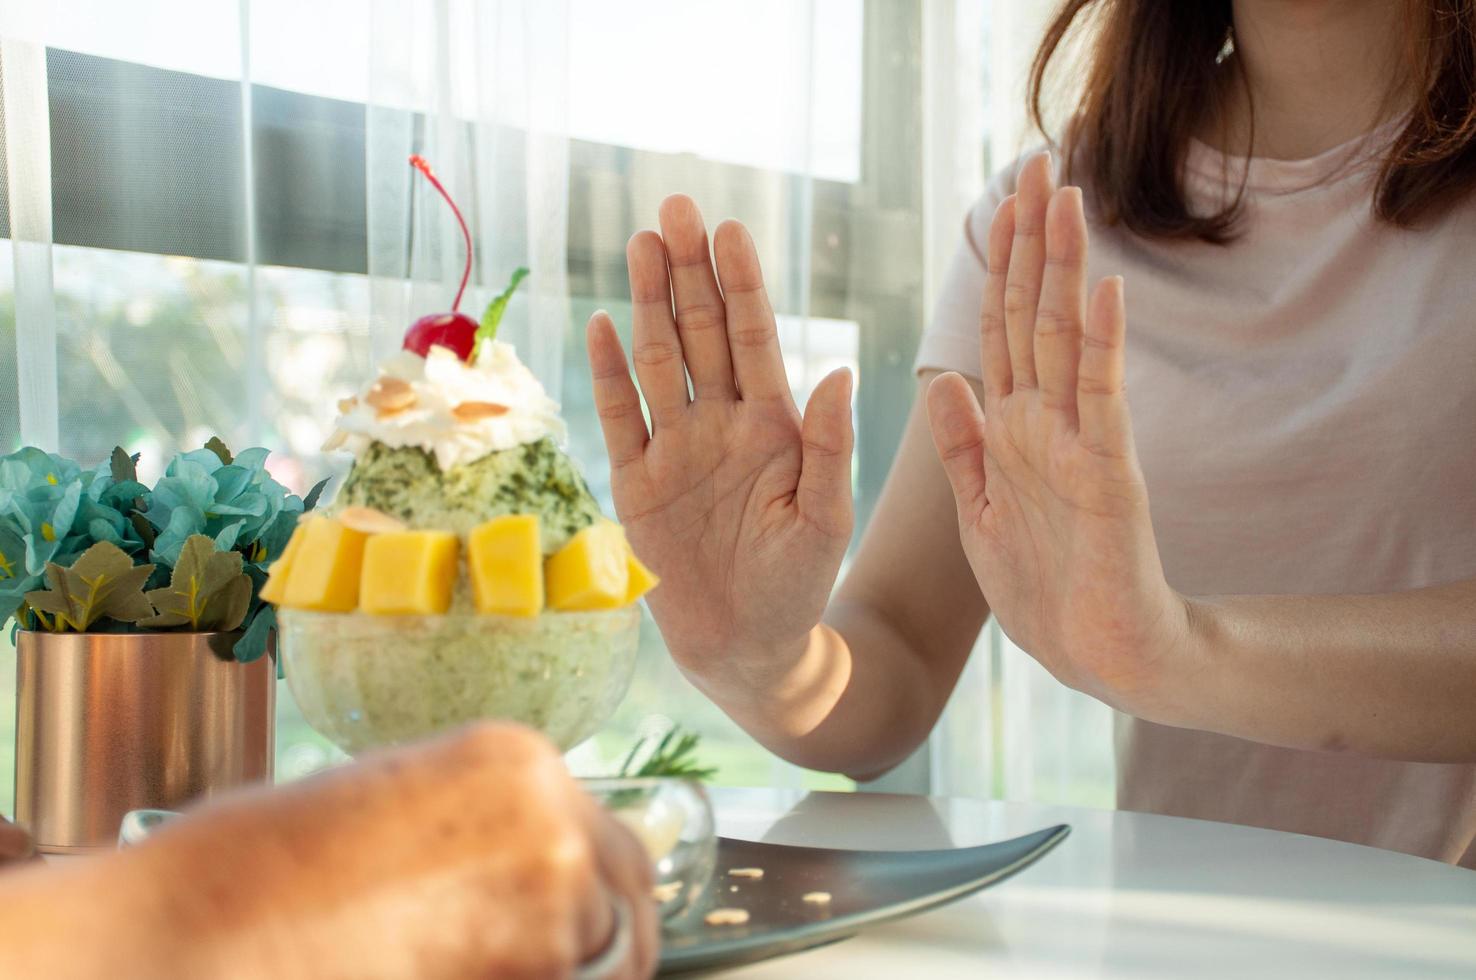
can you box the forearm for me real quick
[1161,579,1476,762]
[0,852,220,978]
[684,598,959,779]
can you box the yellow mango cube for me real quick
[623,550,659,605]
[359,531,459,615]
[546,522,630,611]
[468,515,544,617]
[281,517,368,612]
[258,524,306,605]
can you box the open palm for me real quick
[586,196,853,674]
[927,155,1189,709]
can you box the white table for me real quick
[706,788,1476,978]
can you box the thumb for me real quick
[797,367,855,537]
[926,372,988,518]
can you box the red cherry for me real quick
[405,155,478,362]
[403,311,479,360]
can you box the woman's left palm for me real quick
[926,154,1190,710]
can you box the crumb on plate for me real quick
[727,867,764,879]
[651,882,682,903]
[802,891,832,905]
[705,908,751,926]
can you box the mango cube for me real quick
[467,515,544,617]
[623,550,659,605]
[546,522,630,611]
[281,517,369,612]
[359,531,459,615]
[258,524,306,605]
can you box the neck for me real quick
[1210,0,1413,160]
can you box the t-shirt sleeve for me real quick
[913,162,1022,379]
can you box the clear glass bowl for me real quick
[278,606,642,755]
[582,777,717,921]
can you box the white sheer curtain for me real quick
[923,0,1117,809]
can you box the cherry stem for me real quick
[409,154,472,313]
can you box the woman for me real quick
[586,0,1476,867]
[0,724,657,978]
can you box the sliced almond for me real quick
[704,908,750,927]
[802,891,832,905]
[365,376,416,413]
[338,506,408,534]
[727,868,764,879]
[451,400,511,423]
[321,429,348,452]
[337,396,359,414]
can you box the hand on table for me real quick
[926,153,1191,712]
[586,195,854,683]
[131,723,657,979]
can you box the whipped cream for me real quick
[327,342,567,470]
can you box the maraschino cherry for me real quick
[403,155,478,361]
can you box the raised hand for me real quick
[586,195,854,679]
[925,154,1190,711]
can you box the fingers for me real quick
[586,802,658,980]
[1004,152,1055,391]
[797,367,856,536]
[1077,275,1132,458]
[586,312,649,471]
[659,195,737,400]
[1035,186,1088,419]
[980,195,1016,407]
[712,220,795,404]
[926,373,989,519]
[627,230,689,428]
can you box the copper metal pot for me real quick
[14,630,275,854]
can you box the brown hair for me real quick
[1029,1,1476,242]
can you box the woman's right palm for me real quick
[586,195,854,674]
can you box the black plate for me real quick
[658,824,1070,974]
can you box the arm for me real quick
[0,724,657,979]
[1174,583,1476,760]
[0,855,198,979]
[702,373,991,779]
[926,151,1476,765]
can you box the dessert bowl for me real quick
[278,604,641,755]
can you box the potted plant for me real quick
[2,439,325,853]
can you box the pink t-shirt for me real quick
[916,132,1476,867]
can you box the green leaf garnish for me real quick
[138,534,252,632]
[23,541,155,632]
[475,266,530,350]
[618,727,717,781]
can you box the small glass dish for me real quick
[581,777,717,922]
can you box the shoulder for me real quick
[960,143,1079,264]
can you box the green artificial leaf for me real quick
[22,541,156,632]
[204,437,234,466]
[139,534,252,632]
[233,603,276,663]
[109,446,138,485]
[475,266,530,349]
[302,477,330,512]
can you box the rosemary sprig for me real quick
[617,727,717,781]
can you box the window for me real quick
[1,0,1118,818]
